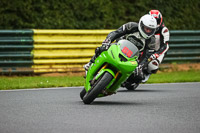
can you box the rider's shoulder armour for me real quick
[123,22,138,33]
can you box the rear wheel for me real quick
[122,74,140,91]
[126,83,139,90]
[83,72,113,104]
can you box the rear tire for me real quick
[83,72,113,104]
[126,82,139,91]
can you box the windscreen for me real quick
[119,40,139,58]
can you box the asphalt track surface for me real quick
[0,83,200,133]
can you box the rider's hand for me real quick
[102,38,111,50]
[149,53,159,61]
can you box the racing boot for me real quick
[83,55,96,77]
[83,62,92,71]
[141,74,151,83]
[134,65,145,80]
[83,62,91,78]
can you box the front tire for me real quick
[80,88,86,100]
[83,72,113,104]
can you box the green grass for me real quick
[0,70,200,90]
[147,70,200,83]
[0,76,85,90]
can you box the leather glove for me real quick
[149,53,159,61]
[95,38,111,56]
[102,38,111,50]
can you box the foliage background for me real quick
[0,0,199,30]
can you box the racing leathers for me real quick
[103,22,169,84]
[90,22,154,65]
[140,22,170,77]
[130,22,170,83]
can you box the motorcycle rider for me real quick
[122,10,170,89]
[84,14,157,79]
[140,10,170,82]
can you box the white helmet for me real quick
[138,14,157,39]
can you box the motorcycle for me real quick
[80,39,139,104]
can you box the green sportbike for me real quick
[80,39,139,104]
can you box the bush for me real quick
[0,0,199,30]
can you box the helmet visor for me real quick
[140,21,156,36]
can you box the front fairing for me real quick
[106,44,138,74]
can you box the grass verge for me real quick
[147,70,200,83]
[0,70,200,90]
[0,76,85,90]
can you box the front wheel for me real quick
[83,72,113,104]
[80,88,86,100]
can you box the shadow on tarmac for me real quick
[78,100,155,106]
[117,89,172,93]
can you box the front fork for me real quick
[95,64,120,89]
